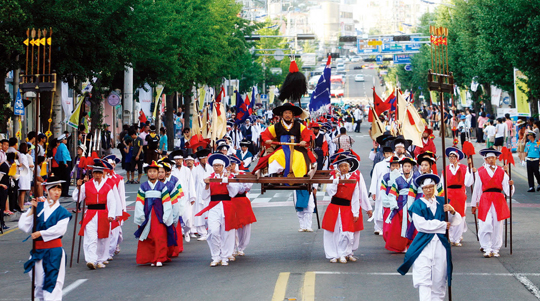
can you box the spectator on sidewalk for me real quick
[494,118,508,151]
[517,120,528,166]
[524,131,540,192]
[505,114,514,149]
[54,135,72,197]
[332,127,355,151]
[159,127,168,158]
[123,138,134,183]
[145,125,160,163]
[354,106,363,133]
[477,112,488,143]
[101,123,113,156]
[131,130,144,184]
[484,121,496,148]
[0,139,7,165]
[18,143,33,211]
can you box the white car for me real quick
[354,74,365,82]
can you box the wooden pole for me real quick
[429,26,434,72]
[509,163,513,254]
[36,29,41,75]
[48,28,53,81]
[467,155,479,241]
[30,29,36,79]
[42,29,47,79]
[69,168,82,268]
[31,91,40,301]
[25,29,29,83]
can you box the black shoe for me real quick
[527,188,535,192]
[2,225,9,230]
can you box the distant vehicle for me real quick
[351,56,360,62]
[354,74,365,82]
[335,58,344,64]
[308,75,321,94]
[330,75,344,98]
[354,65,363,70]
[313,67,324,76]
[300,95,310,110]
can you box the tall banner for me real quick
[514,68,530,116]
[198,86,206,111]
[138,83,153,118]
[459,88,467,107]
[67,96,84,129]
[61,81,73,121]
[153,85,165,119]
[490,85,502,107]
[269,86,275,105]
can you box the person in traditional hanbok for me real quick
[19,178,71,301]
[196,154,240,267]
[73,160,117,270]
[369,146,396,235]
[156,161,182,258]
[381,156,401,244]
[228,156,256,257]
[236,139,253,171]
[471,147,514,258]
[443,147,473,246]
[193,148,213,241]
[103,155,129,260]
[398,174,461,301]
[386,157,417,252]
[133,161,173,266]
[324,155,372,263]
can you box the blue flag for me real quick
[310,56,332,112]
[235,90,250,125]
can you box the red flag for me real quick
[139,110,147,124]
[368,107,374,122]
[215,86,225,116]
[407,109,415,125]
[244,95,252,115]
[442,37,448,46]
[373,87,390,116]
[430,35,435,44]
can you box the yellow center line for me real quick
[0,227,19,236]
[302,272,316,301]
[271,272,290,301]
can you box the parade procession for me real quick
[3,1,540,301]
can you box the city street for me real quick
[344,62,386,101]
[2,132,540,300]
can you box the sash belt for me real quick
[448,185,463,189]
[483,188,502,193]
[331,196,351,206]
[211,194,231,202]
[35,238,62,250]
[236,193,247,198]
[87,204,106,210]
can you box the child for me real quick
[484,121,496,148]
[134,161,173,267]
[19,177,72,300]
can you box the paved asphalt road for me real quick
[2,132,540,301]
[344,62,386,100]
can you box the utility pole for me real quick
[124,66,134,125]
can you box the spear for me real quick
[462,141,479,241]
[499,147,514,254]
[36,29,41,75]
[30,29,36,78]
[42,29,47,78]
[25,29,29,83]
[48,28,53,80]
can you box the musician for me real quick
[236,139,253,171]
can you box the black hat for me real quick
[168,150,184,160]
[333,155,359,173]
[399,157,417,166]
[382,146,394,153]
[240,138,251,147]
[272,103,303,117]
[415,173,440,188]
[196,148,212,159]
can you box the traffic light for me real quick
[393,35,411,42]
[327,52,340,58]
[339,36,357,43]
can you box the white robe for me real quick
[19,201,69,301]
[369,159,390,232]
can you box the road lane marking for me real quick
[314,271,540,277]
[302,272,316,301]
[0,227,19,236]
[515,274,540,299]
[63,279,87,296]
[271,272,290,301]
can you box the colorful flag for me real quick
[373,87,390,116]
[386,89,397,112]
[235,90,250,125]
[310,55,332,112]
[67,96,84,129]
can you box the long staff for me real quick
[77,134,94,263]
[69,159,84,267]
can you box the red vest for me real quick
[322,173,362,232]
[79,180,112,238]
[477,166,510,222]
[196,173,236,231]
[446,164,468,216]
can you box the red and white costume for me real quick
[73,179,117,266]
[324,171,371,260]
[471,164,514,255]
[106,172,128,259]
[232,170,256,254]
[197,173,240,263]
[444,163,473,244]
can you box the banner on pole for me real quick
[153,85,165,120]
[514,68,530,116]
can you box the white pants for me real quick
[412,237,447,301]
[108,225,123,258]
[236,224,251,252]
[207,202,236,262]
[193,199,208,229]
[345,122,353,132]
[296,191,315,230]
[195,225,208,236]
[30,249,65,301]
[449,216,467,243]
[373,195,384,233]
[478,205,504,253]
[351,231,361,254]
[182,202,194,234]
[323,212,354,259]
[83,215,110,264]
